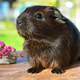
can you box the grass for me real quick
[0,21,24,51]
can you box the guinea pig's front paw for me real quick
[51,68,64,74]
[27,67,43,73]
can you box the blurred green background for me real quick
[0,0,80,50]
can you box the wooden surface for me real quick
[0,62,80,80]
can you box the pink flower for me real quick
[11,47,16,52]
[4,46,12,52]
[0,52,2,59]
[0,41,16,57]
[4,46,16,52]
[2,46,16,56]
[0,41,5,49]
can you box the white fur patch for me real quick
[54,10,65,24]
[55,18,65,24]
[54,10,62,18]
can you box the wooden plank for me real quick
[0,62,80,80]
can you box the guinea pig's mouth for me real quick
[18,28,47,40]
[17,29,32,40]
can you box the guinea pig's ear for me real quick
[51,8,66,24]
[54,9,62,19]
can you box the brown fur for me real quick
[16,6,80,74]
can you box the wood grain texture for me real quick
[0,62,80,80]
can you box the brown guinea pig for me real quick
[16,6,80,74]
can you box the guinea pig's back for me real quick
[64,17,80,62]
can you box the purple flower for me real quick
[0,41,5,49]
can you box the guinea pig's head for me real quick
[16,6,68,41]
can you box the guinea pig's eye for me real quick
[34,12,45,21]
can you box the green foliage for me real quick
[0,21,16,30]
[0,30,24,50]
[26,0,57,6]
[0,23,24,50]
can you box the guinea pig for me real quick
[16,6,80,74]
